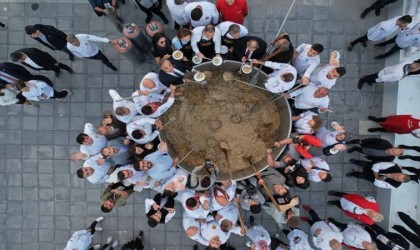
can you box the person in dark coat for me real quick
[393,211,420,248]
[279,164,310,190]
[360,0,400,19]
[152,33,174,64]
[232,36,267,62]
[158,57,193,87]
[24,24,74,61]
[121,231,145,250]
[10,48,73,78]
[347,138,402,162]
[145,193,175,228]
[365,223,410,250]
[0,62,53,86]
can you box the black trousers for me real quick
[348,160,376,182]
[88,50,115,69]
[360,73,379,84]
[136,0,168,23]
[44,63,72,73]
[328,218,349,231]
[306,208,322,226]
[122,237,144,249]
[393,212,420,247]
[16,92,27,104]
[60,46,74,58]
[350,34,369,46]
[51,89,68,99]
[365,224,410,250]
[29,74,54,86]
[363,0,399,14]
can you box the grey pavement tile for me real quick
[55,201,71,216]
[23,201,39,215]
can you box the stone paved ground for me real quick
[0,0,388,249]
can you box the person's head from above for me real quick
[148,211,161,228]
[67,34,80,47]
[408,62,420,72]
[319,171,332,182]
[327,67,346,79]
[296,176,310,189]
[96,125,113,136]
[141,105,155,115]
[296,176,306,185]
[115,106,131,116]
[281,73,295,83]
[185,226,198,237]
[286,213,300,228]
[76,133,93,145]
[101,146,118,157]
[131,129,145,140]
[152,32,167,49]
[257,240,269,250]
[10,52,26,63]
[277,38,290,50]
[220,219,233,233]
[366,209,384,222]
[142,79,156,89]
[397,15,412,28]
[215,194,229,206]
[177,28,192,42]
[388,173,410,183]
[247,40,260,52]
[313,87,329,98]
[160,58,174,73]
[76,167,94,178]
[362,241,377,250]
[307,43,324,57]
[129,144,145,156]
[203,25,216,39]
[163,183,176,197]
[274,184,288,196]
[386,147,404,156]
[329,239,342,250]
[24,25,41,38]
[191,6,203,21]
[250,202,261,214]
[134,160,153,171]
[209,235,222,249]
[282,154,297,166]
[226,0,235,5]
[15,80,30,92]
[200,176,211,188]
[228,24,241,39]
[308,115,323,131]
[185,197,200,210]
[101,198,115,213]
[117,169,133,181]
[335,133,347,142]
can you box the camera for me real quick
[204,158,213,169]
[244,184,258,196]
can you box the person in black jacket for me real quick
[145,193,175,228]
[10,48,73,78]
[24,24,74,61]
[393,211,420,248]
[360,0,400,19]
[279,164,310,190]
[121,231,144,250]
[232,36,267,62]
[158,57,193,87]
[0,62,53,86]
[365,223,409,250]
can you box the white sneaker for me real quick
[92,244,101,250]
[107,236,113,244]
[95,227,103,232]
[246,241,252,247]
[111,240,119,247]
[95,216,104,223]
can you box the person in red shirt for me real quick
[216,0,248,25]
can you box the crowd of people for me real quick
[1,0,420,249]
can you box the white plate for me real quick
[241,64,252,74]
[194,72,205,82]
[212,56,222,66]
[220,45,228,54]
[172,50,183,60]
[192,56,202,64]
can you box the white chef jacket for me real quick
[182,213,210,246]
[180,190,210,219]
[64,230,93,250]
[287,229,313,250]
[289,85,330,110]
[109,89,138,124]
[132,92,164,110]
[117,164,144,184]
[376,58,413,83]
[126,117,159,144]
[292,44,321,78]
[247,225,272,250]
[301,157,330,183]
[183,2,219,27]
[191,25,222,54]
[21,80,54,101]
[316,127,341,147]
[342,224,372,248]
[201,219,229,244]
[84,154,111,184]
[166,0,188,25]
[310,221,344,250]
[67,34,109,58]
[396,22,420,48]
[156,168,188,194]
[0,89,19,106]
[264,61,297,93]
[371,162,400,189]
[367,16,402,41]
[139,72,169,94]
[217,21,248,38]
[309,65,338,89]
[217,204,239,226]
[79,123,107,158]
[209,180,237,211]
[293,111,318,134]
[144,197,176,223]
[340,196,377,215]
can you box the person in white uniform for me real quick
[251,59,297,93]
[357,59,420,89]
[183,1,219,28]
[77,153,115,184]
[139,72,169,94]
[64,217,104,250]
[109,89,138,124]
[309,51,346,89]
[66,34,118,71]
[217,21,248,49]
[166,0,188,29]
[180,189,210,219]
[285,85,330,114]
[348,15,412,51]
[209,180,237,211]
[156,168,189,198]
[292,43,324,84]
[75,123,107,160]
[15,79,72,101]
[216,203,244,238]
[191,25,222,59]
[327,218,376,250]
[284,228,313,250]
[132,0,169,24]
[132,84,176,118]
[182,213,210,246]
[316,121,350,155]
[246,223,271,250]
[374,22,420,59]
[301,157,332,183]
[292,111,323,134]
[126,117,162,144]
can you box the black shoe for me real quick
[347,139,361,145]
[347,44,353,52]
[345,172,355,177]
[361,42,368,47]
[69,54,75,61]
[398,155,410,160]
[249,215,255,226]
[375,9,381,16]
[357,79,364,90]
[145,17,152,23]
[349,159,359,165]
[368,128,383,133]
[368,116,380,122]
[374,55,384,60]
[374,44,385,48]
[193,244,198,250]
[109,65,118,72]
[67,68,74,74]
[327,191,341,196]
[347,147,357,153]
[360,10,369,19]
[0,22,6,28]
[55,70,60,78]
[327,200,337,205]
[162,17,169,24]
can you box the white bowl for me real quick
[212,56,223,66]
[192,56,202,64]
[220,45,228,54]
[241,64,252,74]
[194,72,205,82]
[172,50,183,60]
